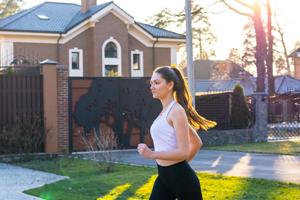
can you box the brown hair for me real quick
[154,66,217,131]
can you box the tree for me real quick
[176,0,217,60]
[220,0,267,93]
[145,8,174,31]
[230,83,251,129]
[262,0,275,95]
[0,0,25,20]
[273,13,291,76]
[145,1,217,61]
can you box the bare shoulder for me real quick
[168,102,187,120]
[170,102,185,114]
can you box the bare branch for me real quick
[203,1,222,9]
[234,0,255,10]
[259,0,267,7]
[205,9,230,15]
[220,0,252,17]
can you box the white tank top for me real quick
[150,99,178,151]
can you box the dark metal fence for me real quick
[196,92,255,130]
[0,71,43,125]
[268,93,300,140]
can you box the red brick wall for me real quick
[57,67,69,153]
[14,43,57,63]
[14,13,172,77]
[60,28,94,76]
[128,34,171,77]
[93,13,130,76]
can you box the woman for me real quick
[137,66,216,200]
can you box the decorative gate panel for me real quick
[69,77,161,151]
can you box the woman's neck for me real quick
[160,96,175,110]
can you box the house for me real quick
[195,74,300,96]
[182,60,252,80]
[0,0,186,77]
[288,47,300,80]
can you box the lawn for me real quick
[202,141,300,156]
[15,158,300,200]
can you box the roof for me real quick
[136,22,185,39]
[0,1,185,39]
[182,60,252,79]
[288,47,300,57]
[195,75,300,96]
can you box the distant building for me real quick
[182,60,252,80]
[195,74,300,96]
[288,47,300,79]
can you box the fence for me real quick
[196,92,255,130]
[0,68,43,125]
[267,93,300,140]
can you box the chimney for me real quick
[81,0,97,13]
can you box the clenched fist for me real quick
[138,143,154,159]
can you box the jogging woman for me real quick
[137,66,216,200]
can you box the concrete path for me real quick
[119,149,300,184]
[0,163,68,200]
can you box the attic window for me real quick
[37,14,49,20]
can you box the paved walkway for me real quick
[119,149,300,184]
[0,163,68,200]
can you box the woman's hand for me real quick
[138,143,154,159]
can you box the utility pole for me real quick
[185,0,195,107]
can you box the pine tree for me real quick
[230,83,251,129]
[0,0,25,20]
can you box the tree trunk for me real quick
[266,0,275,95]
[253,0,267,93]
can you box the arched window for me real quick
[105,42,117,58]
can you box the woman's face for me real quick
[150,72,172,99]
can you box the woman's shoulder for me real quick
[170,102,186,115]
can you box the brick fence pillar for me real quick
[57,66,69,153]
[57,65,69,153]
[251,92,268,142]
[41,59,59,154]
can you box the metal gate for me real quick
[69,77,161,151]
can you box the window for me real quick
[133,54,140,70]
[72,52,79,69]
[102,37,122,77]
[36,14,49,20]
[105,42,117,58]
[131,50,143,77]
[69,48,83,77]
[105,65,118,76]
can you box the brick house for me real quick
[288,47,300,80]
[0,0,186,77]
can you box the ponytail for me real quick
[154,66,217,131]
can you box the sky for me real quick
[23,0,300,63]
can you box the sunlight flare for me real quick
[97,183,131,200]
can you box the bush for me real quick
[230,83,251,129]
[80,128,124,173]
[0,116,50,156]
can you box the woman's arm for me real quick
[138,105,190,160]
[186,125,203,163]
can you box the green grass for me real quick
[202,141,300,156]
[15,158,300,200]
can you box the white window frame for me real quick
[131,49,143,77]
[69,47,83,77]
[102,37,122,76]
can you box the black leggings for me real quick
[149,160,203,200]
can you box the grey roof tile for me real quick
[137,22,185,39]
[0,1,185,39]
